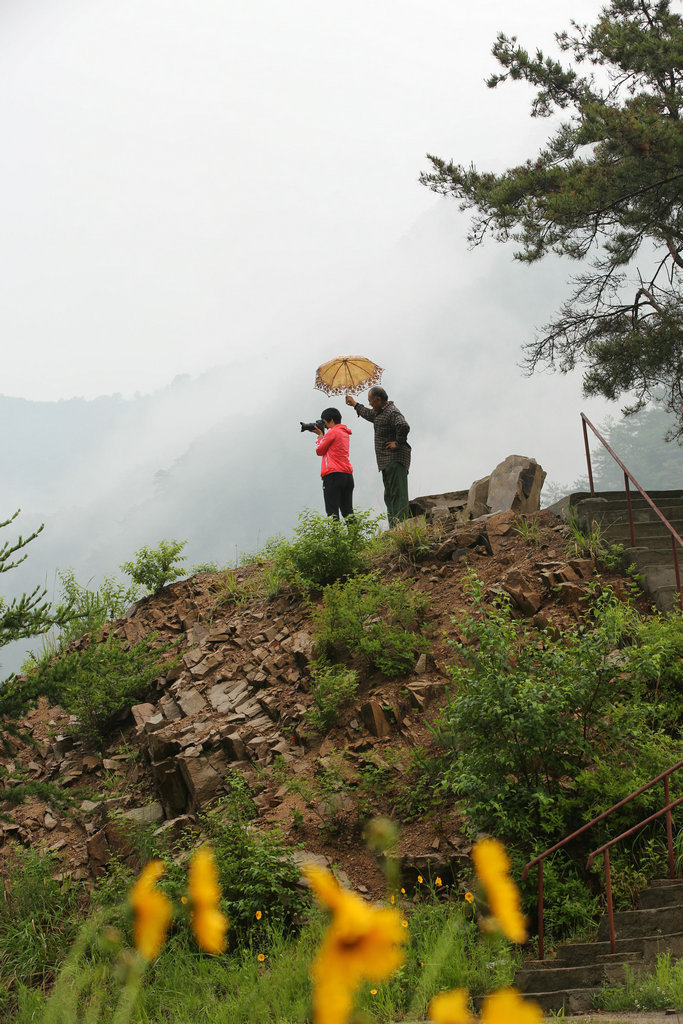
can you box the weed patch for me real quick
[305,663,359,732]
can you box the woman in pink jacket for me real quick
[313,407,354,519]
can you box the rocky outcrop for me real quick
[411,455,546,522]
[1,500,623,894]
[466,456,546,517]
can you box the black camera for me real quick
[300,419,325,433]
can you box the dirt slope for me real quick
[0,509,650,898]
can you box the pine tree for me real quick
[0,511,64,666]
[421,0,683,439]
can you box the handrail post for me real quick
[538,861,544,961]
[664,774,675,878]
[624,473,636,547]
[582,416,595,496]
[604,848,616,954]
[672,535,683,612]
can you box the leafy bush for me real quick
[272,509,379,592]
[305,663,359,732]
[121,539,187,594]
[55,569,140,644]
[199,776,304,942]
[433,575,661,843]
[7,635,175,745]
[312,572,430,676]
[625,609,683,730]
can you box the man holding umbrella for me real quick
[346,388,411,526]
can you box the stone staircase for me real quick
[514,878,683,1014]
[567,489,683,612]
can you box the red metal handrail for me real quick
[586,795,683,954]
[521,759,683,959]
[581,412,683,609]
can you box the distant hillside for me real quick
[1,200,654,673]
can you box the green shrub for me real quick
[56,569,140,643]
[20,569,141,677]
[121,539,187,594]
[216,569,261,607]
[433,575,659,843]
[313,571,430,676]
[514,848,601,946]
[353,746,442,824]
[272,509,379,592]
[625,609,683,730]
[199,777,304,943]
[19,634,175,745]
[305,663,359,732]
[0,772,73,811]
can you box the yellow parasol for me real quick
[314,354,384,396]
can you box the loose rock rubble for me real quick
[0,502,650,896]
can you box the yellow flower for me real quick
[464,892,474,904]
[370,989,378,995]
[130,860,173,961]
[472,839,527,944]
[256,910,262,920]
[304,864,406,1024]
[188,847,229,954]
[400,888,406,895]
[401,920,408,928]
[435,876,443,887]
[258,953,265,962]
[428,988,473,1024]
[480,988,543,1024]
[390,894,395,905]
[181,896,188,905]
[417,875,424,884]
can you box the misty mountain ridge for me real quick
[4,200,676,673]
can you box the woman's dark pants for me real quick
[322,473,354,519]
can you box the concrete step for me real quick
[516,961,623,993]
[512,873,683,1017]
[577,506,683,528]
[555,930,683,966]
[573,490,683,507]
[623,547,680,567]
[567,488,683,610]
[640,880,683,910]
[601,523,683,545]
[520,985,602,1014]
[597,906,683,941]
[651,585,682,612]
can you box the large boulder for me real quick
[466,456,546,517]
[412,457,546,524]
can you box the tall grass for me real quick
[594,953,683,1012]
[7,887,520,1024]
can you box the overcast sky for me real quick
[1,0,603,402]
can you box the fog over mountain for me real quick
[3,199,636,675]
